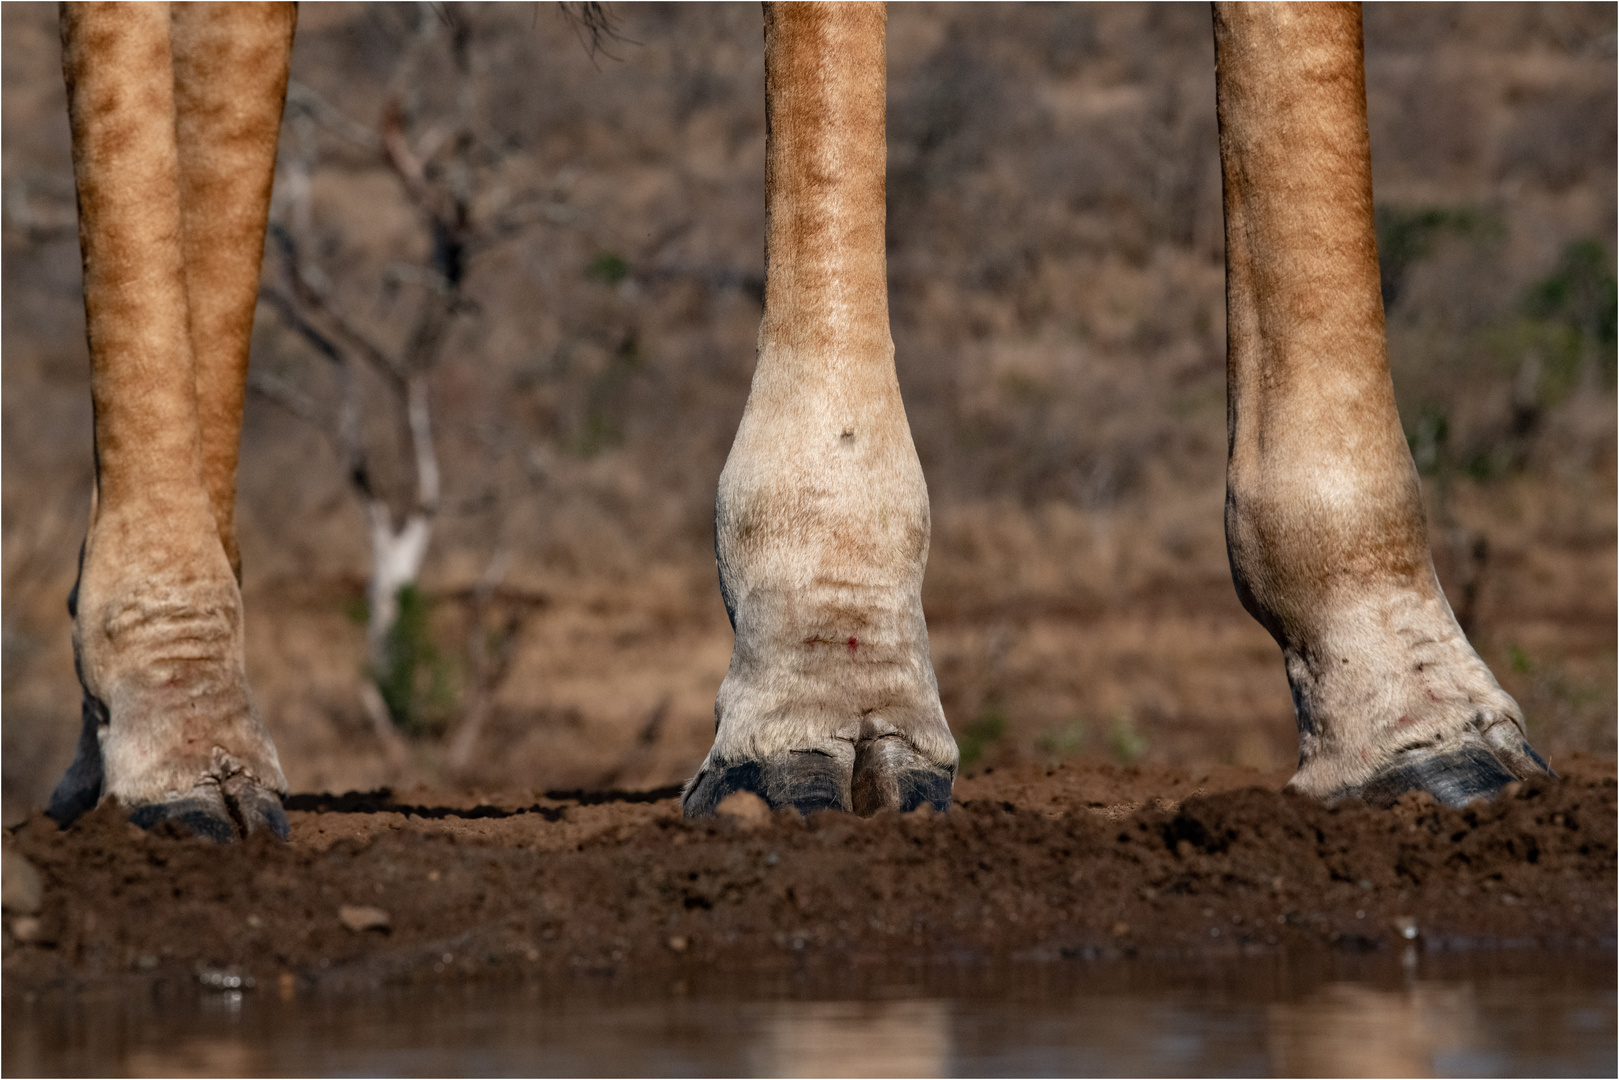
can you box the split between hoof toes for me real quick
[851,734,953,816]
[127,779,290,843]
[683,737,953,819]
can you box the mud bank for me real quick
[3,760,1613,994]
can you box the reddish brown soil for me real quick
[5,758,1613,995]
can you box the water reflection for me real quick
[124,1038,257,1079]
[1266,970,1615,1079]
[1269,982,1484,1077]
[753,1000,949,1077]
[5,952,1612,1077]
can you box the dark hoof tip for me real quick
[1522,741,1555,777]
[128,798,239,843]
[896,769,953,813]
[683,751,851,818]
[1341,740,1550,809]
[126,784,290,843]
[265,801,291,841]
[225,777,291,840]
[46,692,109,827]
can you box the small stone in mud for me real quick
[9,916,42,944]
[2,852,44,915]
[1394,916,1419,940]
[338,905,391,933]
[666,935,689,953]
[1111,922,1130,937]
[715,791,770,825]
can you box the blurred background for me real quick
[3,3,1613,823]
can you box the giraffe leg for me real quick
[172,2,298,581]
[48,3,293,840]
[683,4,957,818]
[1213,3,1550,807]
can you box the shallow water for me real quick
[6,950,1613,1077]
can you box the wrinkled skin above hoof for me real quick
[1321,718,1553,809]
[126,775,289,843]
[683,735,953,818]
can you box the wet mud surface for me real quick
[3,759,1614,995]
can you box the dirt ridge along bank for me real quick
[2,760,1613,994]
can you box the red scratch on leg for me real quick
[847,636,858,654]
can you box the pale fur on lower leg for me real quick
[705,383,956,773]
[688,4,957,813]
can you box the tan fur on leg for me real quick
[57,3,291,831]
[1213,3,1546,803]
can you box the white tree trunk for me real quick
[364,372,439,677]
[365,505,432,673]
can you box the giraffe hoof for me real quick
[223,772,292,840]
[851,733,953,815]
[683,747,852,818]
[683,734,954,818]
[1328,723,1553,809]
[127,776,290,843]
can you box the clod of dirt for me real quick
[1,852,42,915]
[714,791,770,824]
[338,905,391,933]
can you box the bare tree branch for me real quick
[267,224,409,389]
[246,369,326,428]
[285,80,382,152]
[380,99,448,222]
[257,286,344,366]
[558,2,636,65]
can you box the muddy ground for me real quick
[4,757,1613,995]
